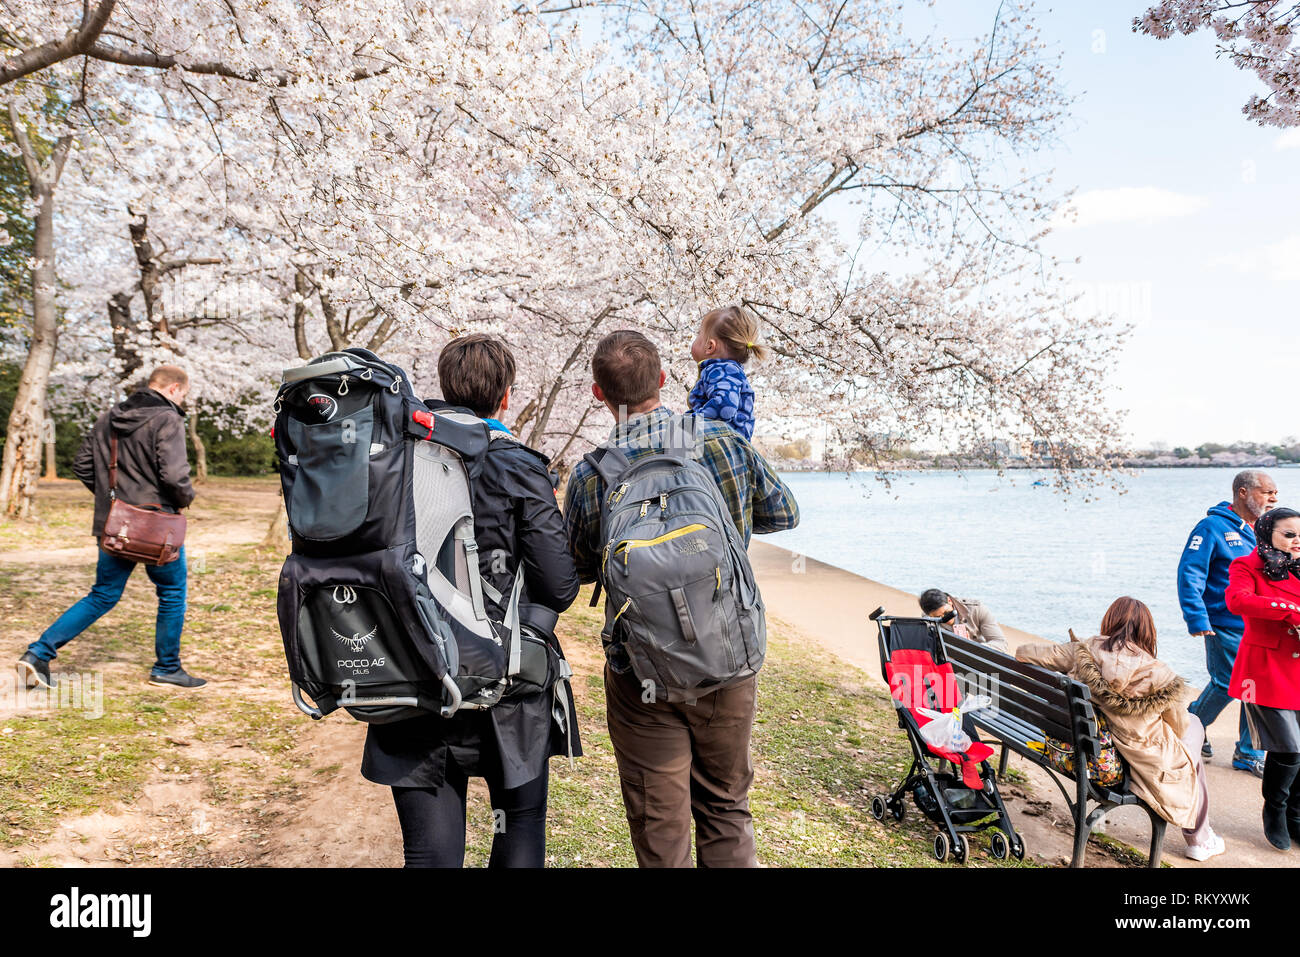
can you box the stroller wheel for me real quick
[932,832,949,862]
[1011,835,1026,860]
[989,829,1010,860]
[952,834,968,863]
[890,800,905,821]
[870,796,887,821]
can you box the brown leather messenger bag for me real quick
[100,433,187,565]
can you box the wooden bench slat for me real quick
[942,635,1074,709]
[947,667,1081,740]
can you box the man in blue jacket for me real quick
[1178,470,1278,776]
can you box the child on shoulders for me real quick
[687,305,766,440]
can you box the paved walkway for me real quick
[749,541,1292,868]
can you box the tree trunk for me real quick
[108,289,145,380]
[525,304,614,448]
[553,459,574,501]
[262,492,290,552]
[188,408,208,484]
[0,182,60,517]
[1,109,71,519]
[293,270,313,359]
[42,416,57,480]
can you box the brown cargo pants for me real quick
[604,664,758,867]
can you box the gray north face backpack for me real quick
[586,417,765,704]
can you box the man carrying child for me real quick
[564,328,799,867]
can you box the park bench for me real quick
[939,630,1168,868]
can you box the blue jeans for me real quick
[27,546,188,676]
[1189,627,1262,761]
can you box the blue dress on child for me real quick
[687,358,755,439]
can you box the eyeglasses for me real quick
[1278,531,1300,540]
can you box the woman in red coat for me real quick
[1227,506,1300,850]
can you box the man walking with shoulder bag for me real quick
[16,365,203,690]
[564,330,799,867]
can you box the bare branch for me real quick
[0,0,116,86]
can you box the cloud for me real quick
[1211,234,1300,281]
[1275,128,1300,151]
[1052,187,1209,230]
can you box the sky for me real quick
[918,1,1300,449]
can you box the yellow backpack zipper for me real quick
[613,523,708,568]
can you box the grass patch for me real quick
[1,699,171,846]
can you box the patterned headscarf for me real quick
[1255,507,1300,582]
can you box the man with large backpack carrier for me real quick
[274,338,580,867]
[564,329,799,867]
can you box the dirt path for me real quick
[2,478,576,869]
[0,479,281,566]
[0,478,362,869]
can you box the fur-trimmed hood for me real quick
[1014,633,1199,828]
[1074,639,1188,717]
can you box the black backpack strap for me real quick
[663,412,699,460]
[582,444,632,492]
[581,445,633,609]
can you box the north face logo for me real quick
[676,537,708,555]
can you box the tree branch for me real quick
[83,41,392,85]
[0,0,116,86]
[5,102,43,187]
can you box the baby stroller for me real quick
[869,607,1023,863]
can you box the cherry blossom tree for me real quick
[0,0,442,514]
[504,0,1124,480]
[2,0,1129,519]
[1135,1,1300,127]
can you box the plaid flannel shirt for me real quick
[563,406,799,583]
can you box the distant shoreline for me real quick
[771,461,1300,473]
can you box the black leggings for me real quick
[391,762,549,868]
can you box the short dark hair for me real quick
[437,334,516,417]
[919,589,948,615]
[591,330,662,409]
[147,365,188,390]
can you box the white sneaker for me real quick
[1184,832,1226,862]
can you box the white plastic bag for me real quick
[916,695,992,753]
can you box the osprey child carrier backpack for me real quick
[586,415,766,704]
[273,348,527,723]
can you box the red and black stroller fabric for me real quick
[884,620,994,789]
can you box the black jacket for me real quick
[72,389,196,538]
[362,425,582,791]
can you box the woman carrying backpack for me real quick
[361,335,581,867]
[1014,596,1225,862]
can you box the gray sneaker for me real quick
[148,668,207,689]
[1232,750,1265,778]
[17,652,53,690]
[1201,740,1213,760]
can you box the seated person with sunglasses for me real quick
[918,589,1008,653]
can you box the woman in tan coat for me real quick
[1015,596,1225,862]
